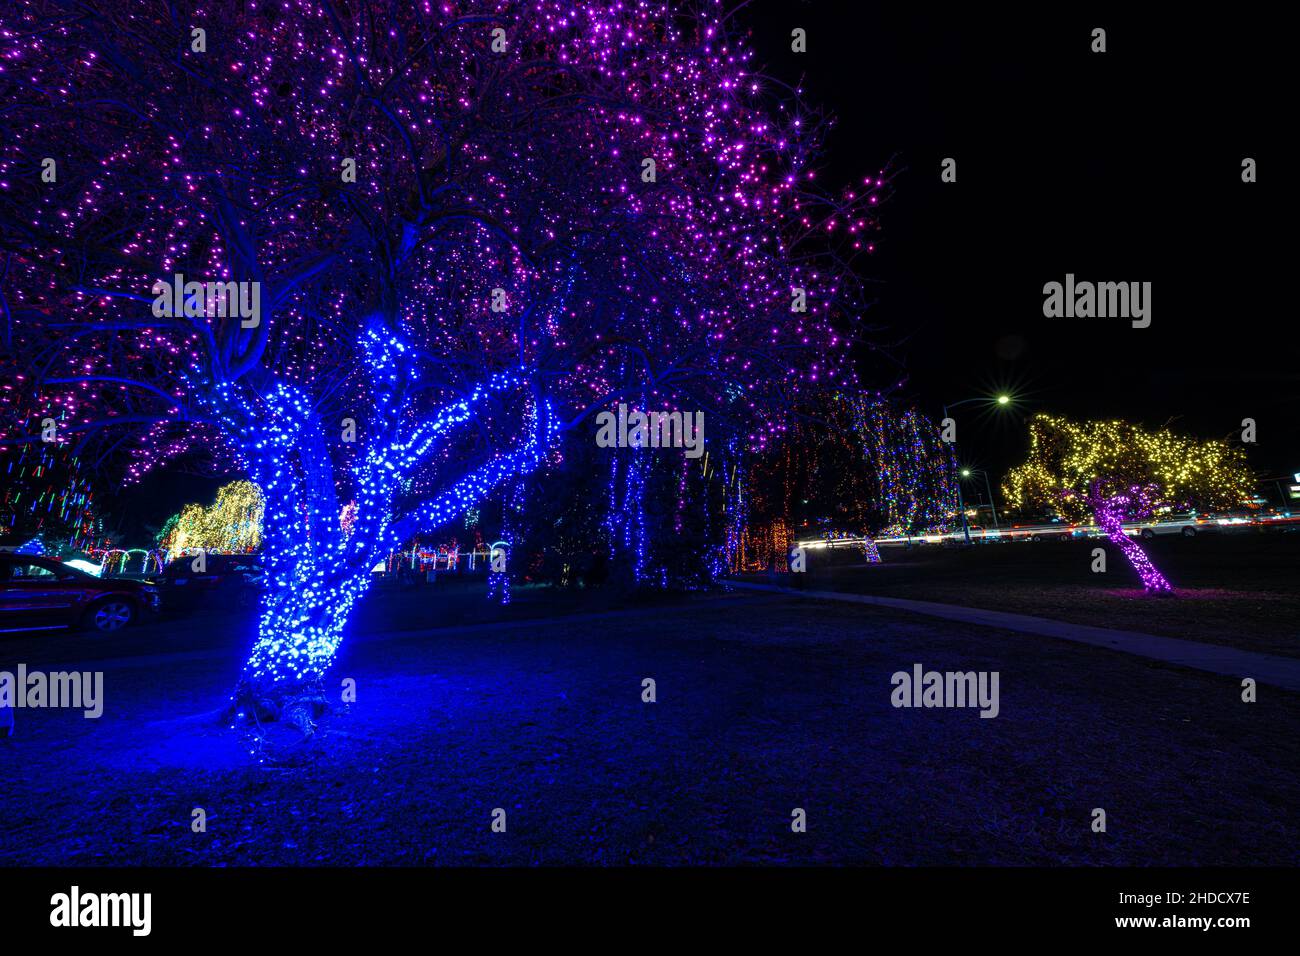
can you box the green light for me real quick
[997,395,1011,405]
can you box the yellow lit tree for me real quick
[1003,415,1255,591]
[158,480,264,555]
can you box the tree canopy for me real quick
[1003,414,1254,522]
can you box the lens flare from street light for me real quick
[997,395,1011,405]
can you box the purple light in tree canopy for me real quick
[0,0,882,706]
[1089,484,1173,593]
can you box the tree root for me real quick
[223,677,330,738]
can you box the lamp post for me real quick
[960,468,1001,529]
[942,395,1012,545]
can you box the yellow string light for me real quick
[1003,414,1253,522]
[158,480,264,554]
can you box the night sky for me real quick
[749,3,1292,481]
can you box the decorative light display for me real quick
[234,359,556,692]
[97,547,166,577]
[0,428,97,550]
[845,396,957,536]
[489,480,525,605]
[1,1,881,707]
[486,539,512,605]
[1090,484,1172,592]
[721,448,748,575]
[810,529,882,564]
[339,501,358,538]
[725,393,950,572]
[1003,414,1255,591]
[603,447,652,583]
[1004,415,1254,522]
[735,518,792,573]
[725,412,831,574]
[157,480,264,557]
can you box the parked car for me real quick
[1192,512,1257,535]
[151,553,265,610]
[0,554,160,634]
[1257,509,1300,532]
[1013,522,1075,542]
[1137,512,1199,539]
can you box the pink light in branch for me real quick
[1090,484,1173,593]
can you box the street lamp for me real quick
[942,394,1014,545]
[960,467,1000,529]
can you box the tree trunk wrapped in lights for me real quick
[1087,483,1172,593]
[225,365,555,724]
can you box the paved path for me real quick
[728,580,1300,692]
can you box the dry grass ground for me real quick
[779,532,1300,656]
[2,591,1295,865]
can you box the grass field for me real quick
[3,591,1296,865]
[768,532,1300,656]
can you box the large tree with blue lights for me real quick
[0,0,881,724]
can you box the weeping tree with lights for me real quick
[845,395,957,537]
[729,391,876,572]
[157,479,264,556]
[1,353,100,550]
[730,391,955,571]
[1002,414,1254,592]
[1,0,879,727]
[0,423,97,551]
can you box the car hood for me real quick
[96,577,148,591]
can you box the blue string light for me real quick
[217,324,556,691]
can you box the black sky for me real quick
[747,2,1294,482]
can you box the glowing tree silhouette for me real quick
[0,419,97,550]
[1002,415,1254,592]
[846,396,957,536]
[1,1,880,722]
[157,479,264,557]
